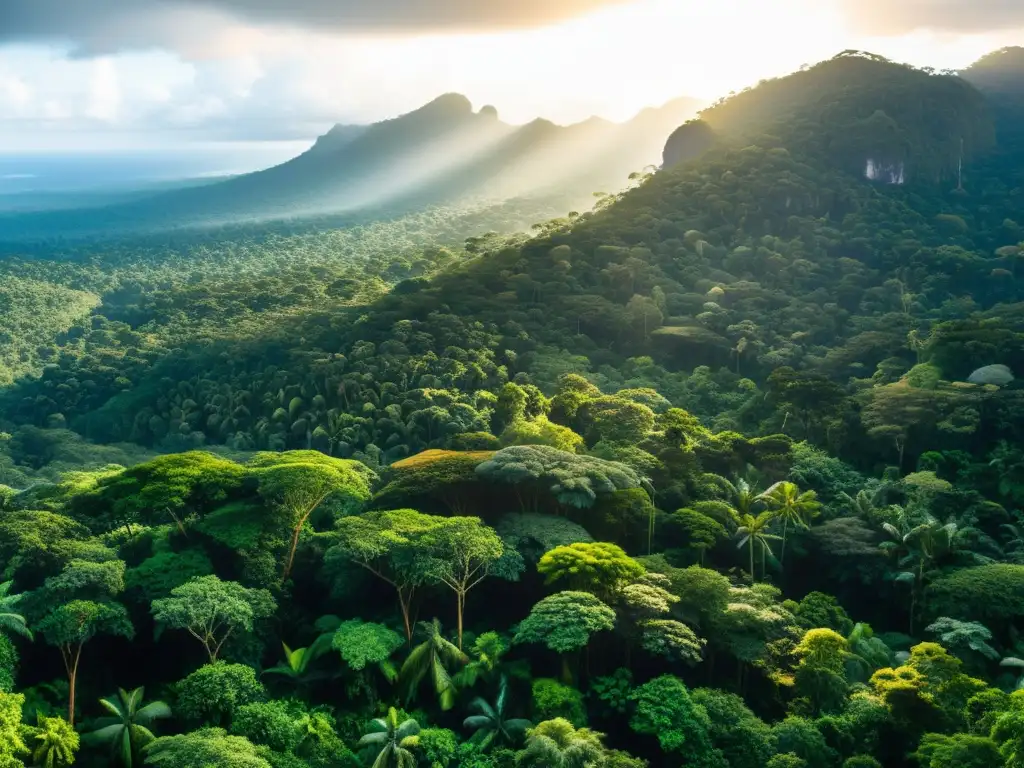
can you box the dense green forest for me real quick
[0,48,1024,768]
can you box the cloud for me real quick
[838,0,1024,35]
[0,0,635,56]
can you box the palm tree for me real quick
[516,718,605,768]
[0,581,32,640]
[83,687,171,767]
[399,618,467,711]
[463,675,531,750]
[358,707,419,768]
[758,481,821,567]
[30,715,79,768]
[691,476,759,535]
[734,511,781,582]
[882,516,959,633]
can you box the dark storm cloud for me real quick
[0,0,635,54]
[838,0,1024,35]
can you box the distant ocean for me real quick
[0,142,311,195]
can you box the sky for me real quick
[1,0,1024,152]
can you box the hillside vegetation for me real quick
[0,49,1022,768]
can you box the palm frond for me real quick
[358,732,390,747]
[395,719,420,740]
[135,701,171,724]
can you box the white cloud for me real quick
[85,58,121,122]
[0,0,1020,150]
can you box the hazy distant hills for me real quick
[0,93,701,241]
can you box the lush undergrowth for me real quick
[0,49,1024,768]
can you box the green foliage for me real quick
[476,446,648,509]
[81,451,247,532]
[84,687,171,768]
[0,636,16,694]
[531,679,587,727]
[412,728,458,767]
[789,592,854,636]
[175,662,266,727]
[841,758,882,768]
[771,717,835,767]
[691,687,774,768]
[925,617,999,661]
[231,701,302,753]
[357,706,419,768]
[630,676,721,763]
[28,714,79,768]
[331,620,403,672]
[144,728,271,767]
[0,691,28,766]
[515,718,605,768]
[125,550,214,602]
[464,675,531,749]
[537,543,643,601]
[399,619,468,711]
[926,564,1024,624]
[914,732,1002,768]
[588,669,633,718]
[514,592,615,655]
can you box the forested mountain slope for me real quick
[2,49,1024,768]
[7,51,1019,477]
[0,94,699,241]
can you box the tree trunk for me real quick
[781,518,789,569]
[282,516,308,582]
[749,540,755,583]
[456,591,465,651]
[65,643,83,725]
[560,654,573,686]
[398,589,414,645]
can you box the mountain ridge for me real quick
[0,93,703,243]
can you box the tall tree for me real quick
[421,517,504,650]
[33,559,134,725]
[330,509,444,643]
[251,452,372,581]
[151,575,276,664]
[757,481,821,567]
[734,512,782,582]
[514,592,615,683]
